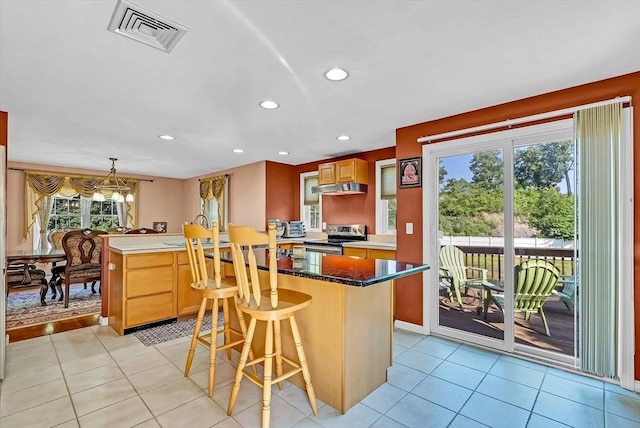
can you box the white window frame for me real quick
[34,194,122,248]
[300,171,322,232]
[376,158,397,235]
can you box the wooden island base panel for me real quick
[228,264,394,413]
[105,234,429,413]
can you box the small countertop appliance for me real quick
[268,218,285,238]
[283,221,305,238]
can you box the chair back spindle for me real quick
[228,223,278,308]
[182,222,223,289]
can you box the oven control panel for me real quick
[326,224,366,239]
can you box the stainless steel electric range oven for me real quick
[303,224,367,255]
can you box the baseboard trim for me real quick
[394,320,424,334]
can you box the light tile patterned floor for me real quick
[1,326,639,427]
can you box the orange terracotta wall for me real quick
[5,161,187,250]
[293,147,396,233]
[396,71,640,377]
[183,161,267,231]
[265,161,296,226]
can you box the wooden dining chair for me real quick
[49,230,98,300]
[49,229,99,300]
[57,229,103,308]
[182,221,251,397]
[226,223,318,428]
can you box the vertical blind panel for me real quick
[575,102,621,379]
[381,165,396,198]
[304,176,319,205]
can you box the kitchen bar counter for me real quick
[216,249,424,286]
[216,250,428,413]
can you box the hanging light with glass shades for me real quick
[92,157,134,203]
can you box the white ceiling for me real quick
[1,0,639,179]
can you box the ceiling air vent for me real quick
[107,0,188,53]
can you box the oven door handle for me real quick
[303,245,342,254]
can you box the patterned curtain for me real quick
[199,175,227,232]
[24,171,139,239]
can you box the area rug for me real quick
[5,286,101,329]
[134,312,224,346]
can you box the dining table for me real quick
[6,248,66,304]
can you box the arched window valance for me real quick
[23,170,139,240]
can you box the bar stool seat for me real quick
[182,221,252,397]
[227,223,318,428]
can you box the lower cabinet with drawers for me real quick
[108,249,214,335]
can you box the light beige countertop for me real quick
[107,234,310,255]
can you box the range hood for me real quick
[311,182,368,195]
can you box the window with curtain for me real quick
[48,195,121,230]
[376,159,397,234]
[199,175,227,231]
[24,171,138,249]
[300,172,321,231]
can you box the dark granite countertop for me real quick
[214,249,429,287]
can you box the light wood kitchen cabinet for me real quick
[368,248,396,260]
[318,162,336,185]
[317,158,368,185]
[343,247,367,258]
[343,247,395,260]
[176,251,214,317]
[109,251,177,335]
[335,158,368,184]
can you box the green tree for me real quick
[470,150,503,191]
[514,140,574,194]
[439,159,447,186]
[515,187,574,239]
[439,178,503,236]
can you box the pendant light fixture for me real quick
[92,158,134,203]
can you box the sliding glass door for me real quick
[424,120,577,363]
[426,141,514,352]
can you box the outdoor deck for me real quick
[439,292,575,356]
[438,245,576,357]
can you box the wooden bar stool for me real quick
[227,223,318,428]
[182,221,252,397]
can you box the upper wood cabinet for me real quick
[318,162,336,185]
[318,158,368,185]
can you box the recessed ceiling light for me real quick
[277,151,289,156]
[159,134,175,140]
[259,100,279,109]
[336,135,351,141]
[324,67,349,81]
[233,148,244,153]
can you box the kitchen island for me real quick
[215,249,429,414]
[106,234,429,413]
